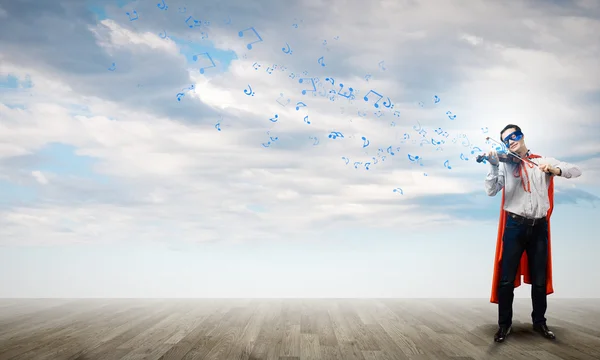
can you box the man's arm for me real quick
[485,163,505,196]
[541,157,582,179]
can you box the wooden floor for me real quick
[0,299,598,360]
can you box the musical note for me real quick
[126,10,138,21]
[434,95,440,103]
[460,153,469,161]
[431,138,442,145]
[252,62,261,70]
[365,162,371,170]
[269,114,278,122]
[481,127,488,133]
[244,85,254,96]
[303,115,310,124]
[176,92,185,101]
[309,136,319,145]
[365,74,372,81]
[337,84,354,98]
[363,90,383,108]
[393,188,403,195]
[446,111,456,120]
[317,56,325,66]
[178,7,186,12]
[459,134,470,147]
[342,156,349,165]
[383,97,393,108]
[157,0,167,10]
[378,61,386,71]
[387,146,395,155]
[224,16,231,25]
[215,122,221,131]
[418,129,427,137]
[192,52,216,74]
[358,110,367,117]
[262,141,271,148]
[372,157,379,165]
[238,27,263,49]
[361,136,370,148]
[298,78,316,95]
[159,30,167,39]
[108,62,116,71]
[295,102,306,110]
[325,77,334,85]
[282,42,292,54]
[393,111,400,117]
[185,16,200,28]
[444,160,451,169]
[328,131,344,139]
[471,147,482,154]
[407,154,420,162]
[420,139,429,146]
[418,101,424,107]
[354,162,362,169]
[276,93,290,106]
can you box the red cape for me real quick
[490,155,554,303]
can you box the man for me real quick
[484,124,582,343]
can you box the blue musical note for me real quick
[304,115,310,124]
[185,16,200,28]
[282,42,292,54]
[460,153,469,161]
[408,154,420,162]
[482,127,488,133]
[383,97,393,108]
[361,136,370,147]
[471,146,482,154]
[317,56,325,67]
[159,30,167,39]
[363,90,383,108]
[446,111,456,120]
[193,53,216,74]
[434,95,440,103]
[108,62,116,71]
[325,77,334,85]
[238,27,263,49]
[365,162,371,170]
[262,141,271,148]
[393,188,403,195]
[268,114,278,123]
[126,10,138,21]
[309,136,319,145]
[215,122,221,131]
[378,61,386,71]
[342,157,349,165]
[176,92,185,101]
[244,85,254,96]
[386,146,394,155]
[444,160,451,169]
[337,84,354,98]
[157,0,167,10]
[295,102,306,110]
[354,162,362,169]
[298,78,316,95]
[328,131,344,139]
[365,74,372,81]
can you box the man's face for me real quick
[501,128,524,152]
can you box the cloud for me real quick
[0,0,598,246]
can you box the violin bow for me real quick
[485,136,539,167]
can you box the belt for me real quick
[508,212,546,226]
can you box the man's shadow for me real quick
[474,321,566,356]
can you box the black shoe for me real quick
[494,325,511,342]
[533,323,556,339]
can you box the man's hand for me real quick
[539,163,560,175]
[487,150,499,165]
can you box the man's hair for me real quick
[500,124,521,139]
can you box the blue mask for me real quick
[502,130,523,146]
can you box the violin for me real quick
[476,152,521,164]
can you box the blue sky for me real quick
[0,0,599,298]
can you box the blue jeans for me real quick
[498,214,549,327]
